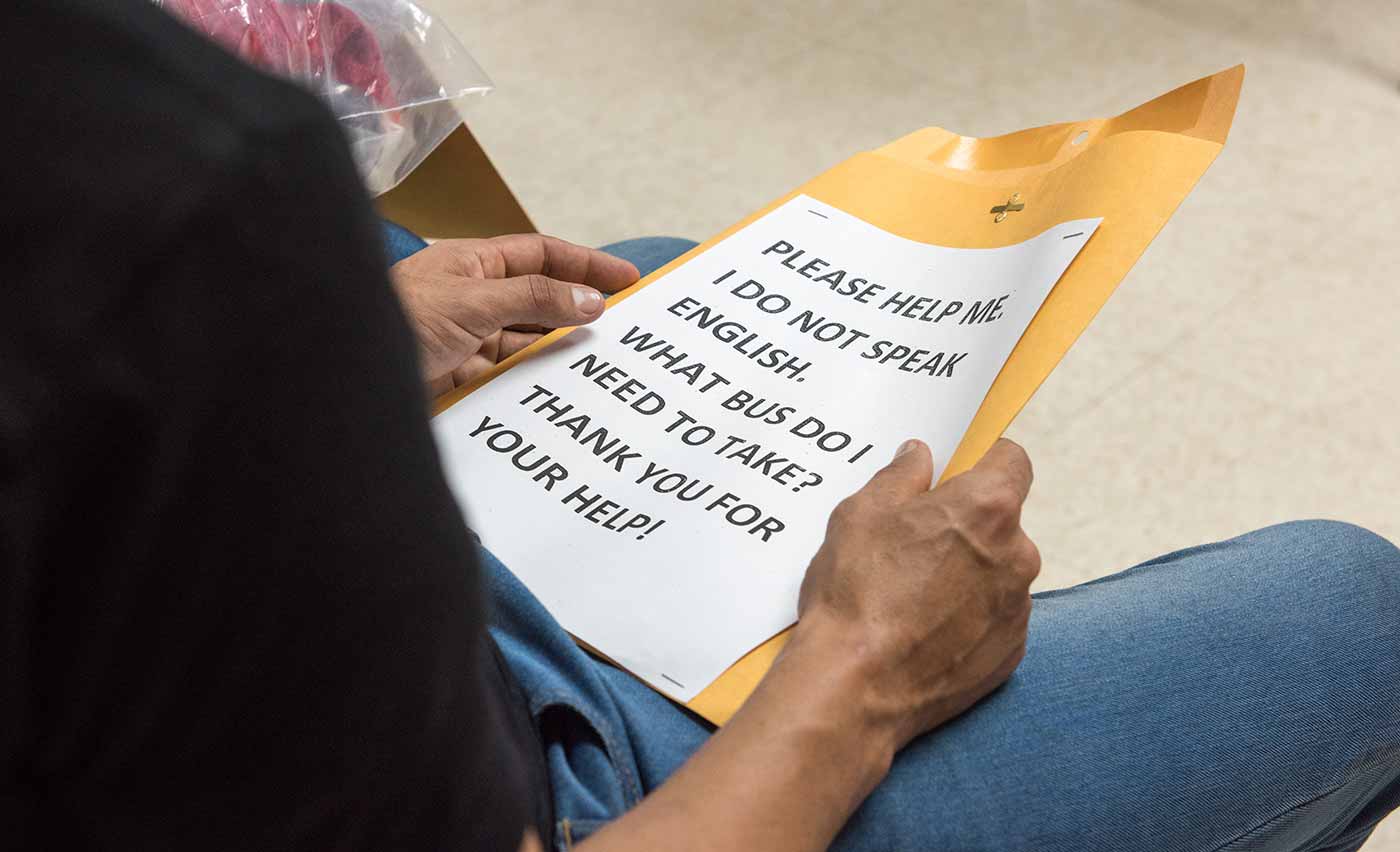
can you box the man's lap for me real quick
[556,522,1399,851]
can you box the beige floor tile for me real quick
[1014,357,1400,590]
[1375,814,1400,849]
[438,0,854,241]
[1157,236,1399,416]
[1130,0,1400,80]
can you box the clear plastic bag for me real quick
[156,0,492,195]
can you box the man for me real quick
[3,1,1398,850]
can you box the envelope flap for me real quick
[874,65,1243,180]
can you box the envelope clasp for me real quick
[991,192,1025,223]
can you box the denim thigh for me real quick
[486,521,1400,851]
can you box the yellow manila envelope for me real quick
[433,66,1243,725]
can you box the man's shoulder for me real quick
[0,0,359,405]
[37,0,331,127]
[8,0,340,197]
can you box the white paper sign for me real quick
[433,196,1099,700]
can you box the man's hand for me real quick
[794,437,1040,753]
[390,234,639,397]
[578,439,1040,852]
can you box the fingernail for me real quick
[895,439,920,458]
[573,287,604,315]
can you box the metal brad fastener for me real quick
[990,192,1025,223]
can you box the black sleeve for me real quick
[8,107,537,850]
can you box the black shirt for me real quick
[1,0,545,847]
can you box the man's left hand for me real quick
[391,234,639,397]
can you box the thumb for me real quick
[861,438,934,501]
[473,273,605,331]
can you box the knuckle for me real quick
[998,437,1031,470]
[1026,540,1042,579]
[436,239,487,274]
[963,484,994,513]
[991,440,1033,495]
[525,274,558,313]
[1017,536,1042,582]
[972,480,1019,516]
[1016,447,1034,485]
[829,496,863,529]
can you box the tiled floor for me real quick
[435,1,1400,846]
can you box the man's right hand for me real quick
[579,439,1039,852]
[794,437,1041,753]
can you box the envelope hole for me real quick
[1071,130,1089,146]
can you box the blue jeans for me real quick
[378,224,695,282]
[384,225,1400,851]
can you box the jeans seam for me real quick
[532,693,644,806]
[1208,745,1400,852]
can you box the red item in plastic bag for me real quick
[163,0,395,112]
[157,0,493,194]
